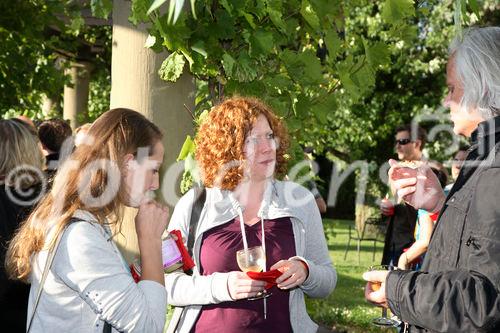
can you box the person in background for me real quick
[165,97,336,333]
[15,115,37,133]
[37,119,73,175]
[6,109,169,332]
[0,119,45,333]
[380,124,427,267]
[365,27,500,332]
[303,147,327,214]
[444,145,469,195]
[397,163,448,270]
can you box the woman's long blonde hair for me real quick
[0,119,45,187]
[5,108,163,282]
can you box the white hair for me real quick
[449,27,500,119]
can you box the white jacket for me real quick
[27,210,167,333]
[165,180,337,333]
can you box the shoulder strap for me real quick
[27,217,112,333]
[187,186,206,257]
[166,187,206,333]
[27,218,80,333]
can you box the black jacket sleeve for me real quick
[387,269,500,332]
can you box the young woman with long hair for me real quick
[6,108,169,332]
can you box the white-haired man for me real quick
[365,27,500,332]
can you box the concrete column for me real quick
[63,62,92,129]
[110,0,195,263]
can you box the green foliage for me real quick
[68,0,492,205]
[0,2,112,119]
[88,67,111,122]
[91,0,113,19]
[0,1,69,114]
[127,1,474,147]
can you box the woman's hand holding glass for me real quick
[270,259,308,290]
[227,271,267,300]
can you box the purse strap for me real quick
[26,218,112,333]
[187,186,206,258]
[166,186,206,333]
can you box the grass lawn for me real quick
[306,219,398,333]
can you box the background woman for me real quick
[1,119,45,333]
[6,109,169,332]
[166,97,336,333]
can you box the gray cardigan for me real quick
[165,180,337,333]
[27,210,167,332]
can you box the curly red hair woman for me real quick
[195,97,289,190]
[166,96,336,333]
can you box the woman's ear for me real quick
[122,153,135,175]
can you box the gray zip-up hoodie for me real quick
[27,210,167,333]
[165,180,337,333]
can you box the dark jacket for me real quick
[386,117,500,332]
[381,203,417,266]
[0,182,42,333]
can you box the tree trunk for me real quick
[110,0,195,263]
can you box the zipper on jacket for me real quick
[465,236,479,250]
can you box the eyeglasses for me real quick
[395,138,412,146]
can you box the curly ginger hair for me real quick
[195,97,289,190]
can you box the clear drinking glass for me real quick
[236,245,271,300]
[369,265,400,327]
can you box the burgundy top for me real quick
[191,216,296,333]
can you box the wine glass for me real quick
[236,245,271,300]
[368,265,400,327]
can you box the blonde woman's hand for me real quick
[135,200,169,241]
[227,271,267,300]
[271,259,309,290]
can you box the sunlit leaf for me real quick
[147,0,169,15]
[144,34,157,48]
[177,135,196,161]
[191,41,207,58]
[158,51,185,81]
